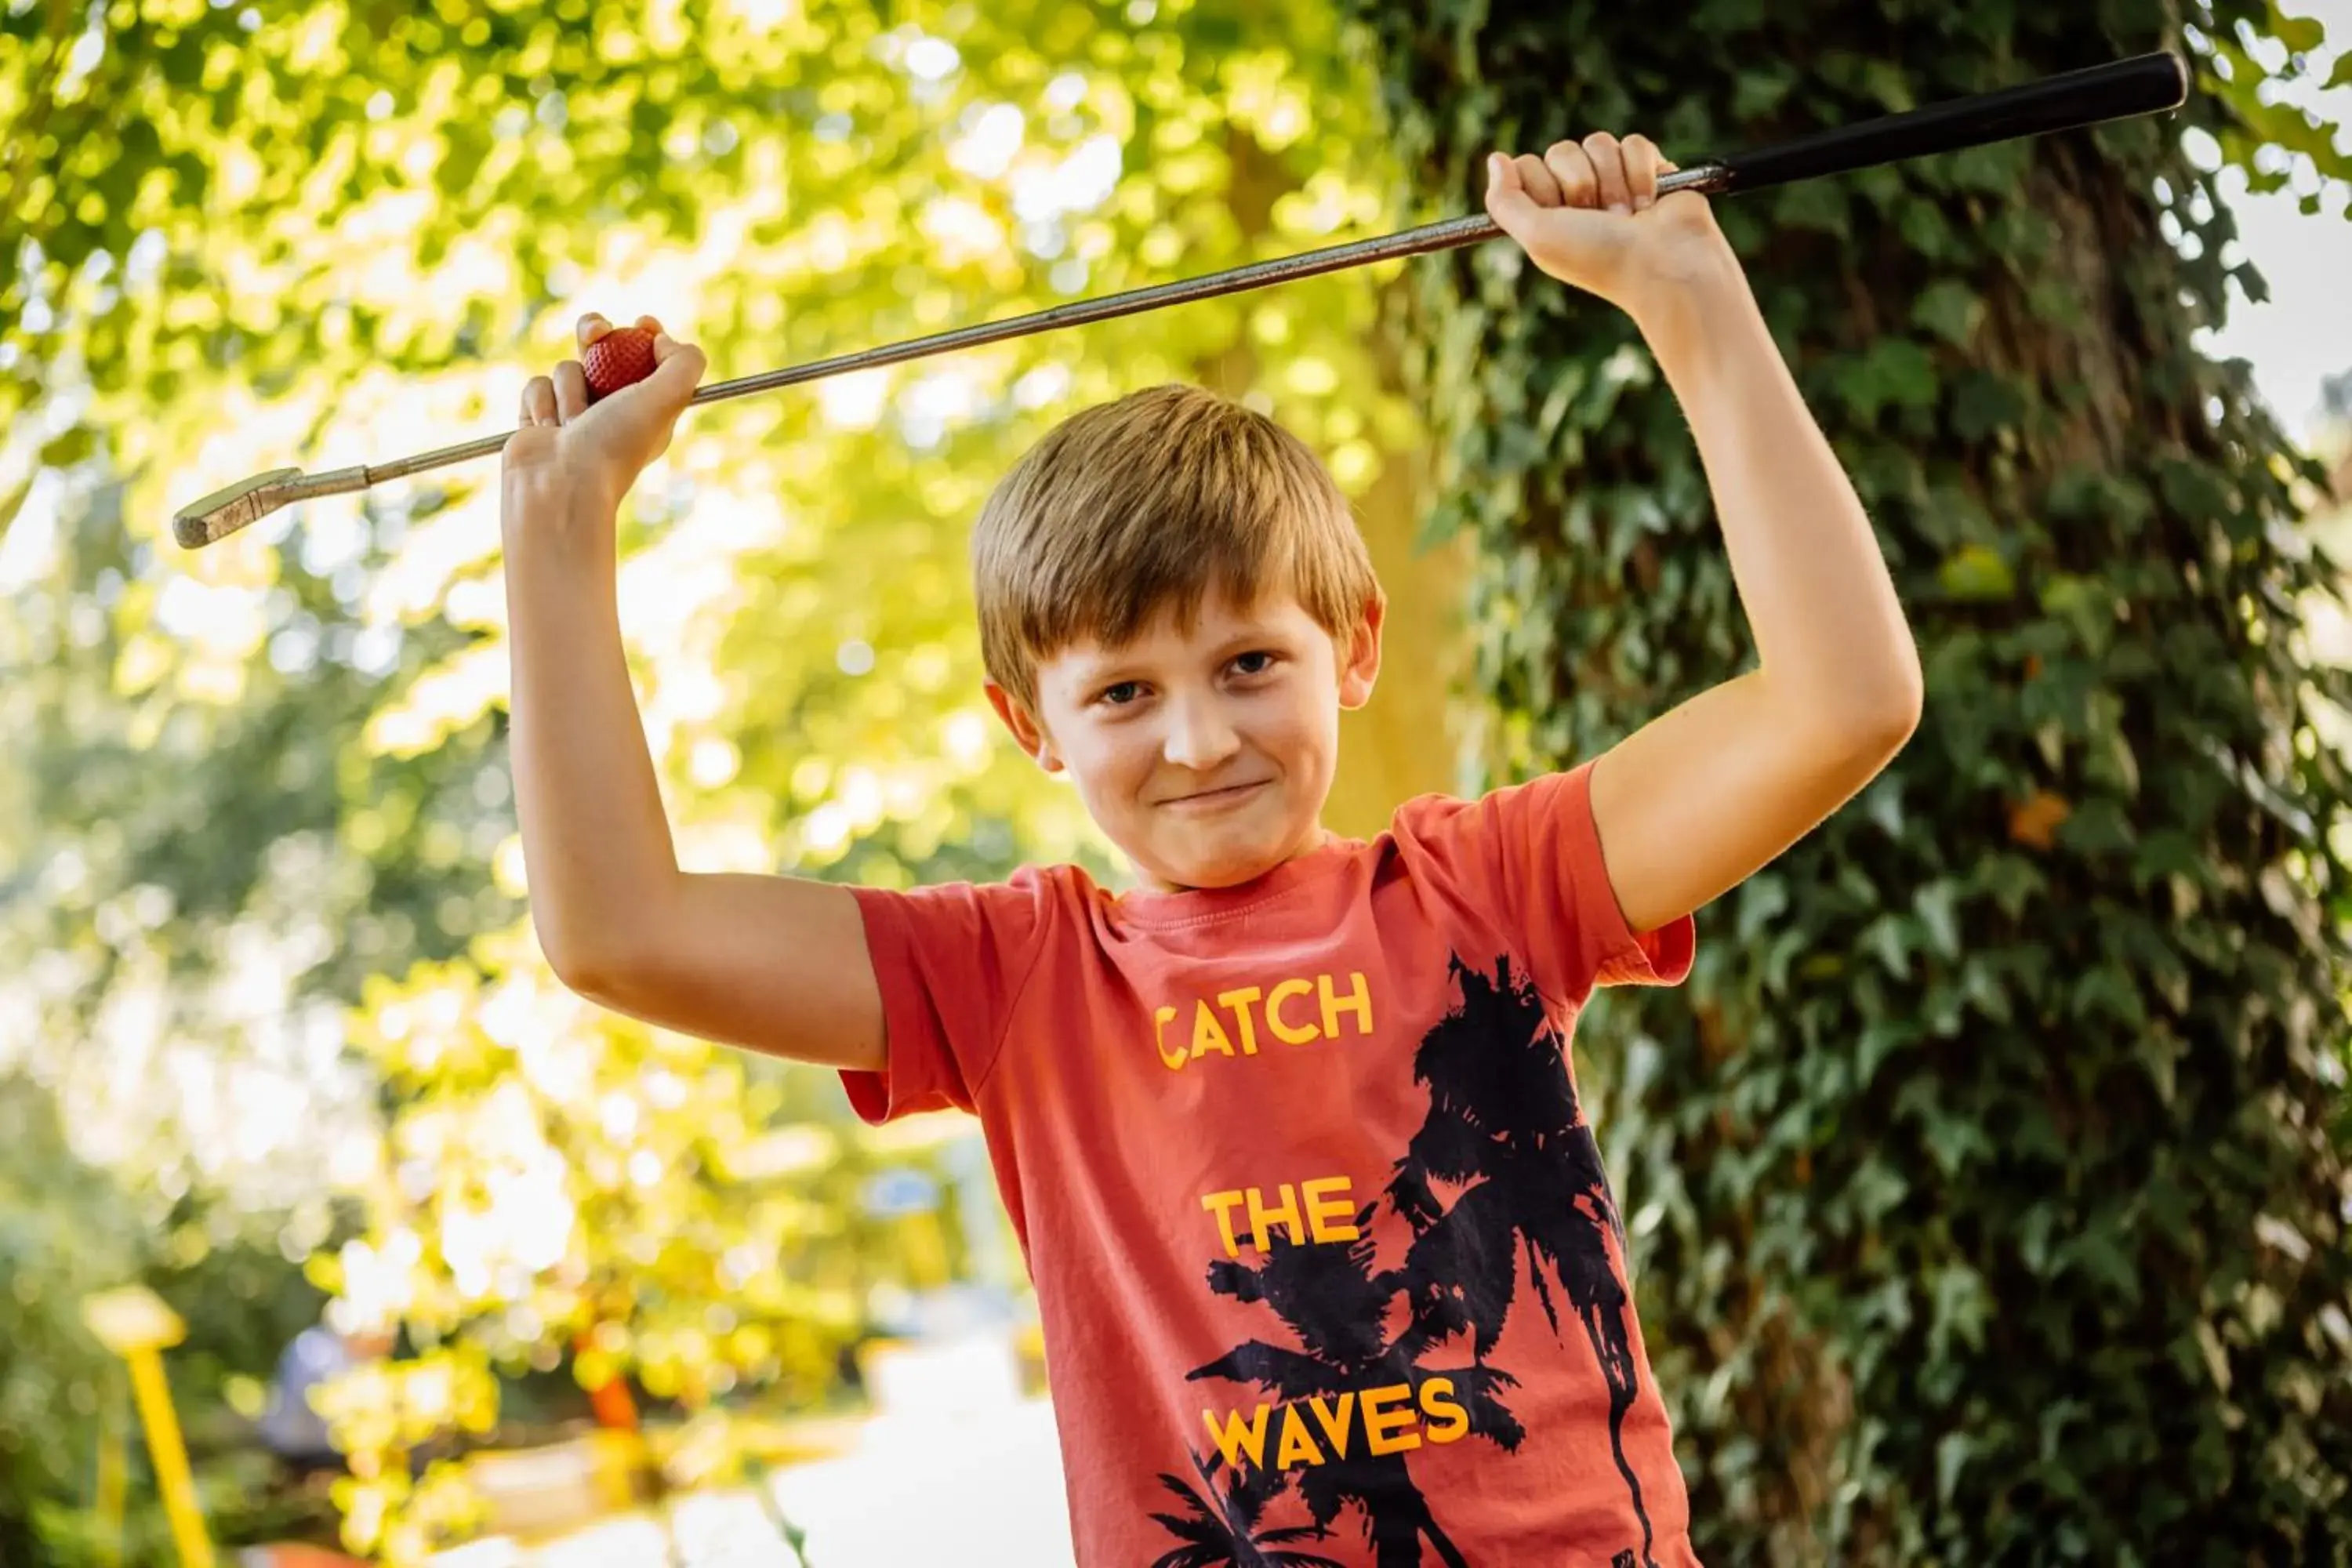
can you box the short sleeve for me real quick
[1396,760,1694,1006]
[838,871,1055,1123]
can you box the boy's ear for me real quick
[1337,595,1385,710]
[984,678,1062,771]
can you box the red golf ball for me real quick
[583,327,657,401]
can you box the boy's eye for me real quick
[1231,650,1278,677]
[1098,681,1145,706]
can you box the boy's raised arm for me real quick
[1481,137,1925,935]
[502,313,887,1073]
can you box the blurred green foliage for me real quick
[4,0,1428,1560]
[1355,0,2352,1560]
[0,1069,335,1565]
[0,1072,140,1564]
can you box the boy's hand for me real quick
[503,312,707,519]
[1481,134,1738,329]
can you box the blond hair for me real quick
[973,383,1382,713]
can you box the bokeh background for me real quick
[2,1,2348,1564]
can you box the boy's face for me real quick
[987,586,1383,893]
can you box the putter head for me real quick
[173,464,372,549]
[172,467,306,549]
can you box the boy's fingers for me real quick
[1622,134,1661,209]
[521,375,557,426]
[1512,151,1564,208]
[635,314,663,335]
[1582,131,1632,213]
[1541,140,1599,210]
[577,312,611,348]
[552,360,589,421]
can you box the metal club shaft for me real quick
[169,171,1732,550]
[172,49,2187,550]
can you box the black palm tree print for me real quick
[1149,950,1662,1567]
[1147,1446,1351,1568]
[1386,953,1660,1568]
[1178,1210,1525,1567]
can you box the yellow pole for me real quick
[93,1373,126,1567]
[122,1345,215,1568]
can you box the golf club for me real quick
[173,49,2189,550]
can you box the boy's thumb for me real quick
[1483,153,1532,228]
[648,335,707,397]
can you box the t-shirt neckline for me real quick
[1112,828,1364,928]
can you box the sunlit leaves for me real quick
[4,0,1439,1557]
[308,924,878,1557]
[316,1345,498,1561]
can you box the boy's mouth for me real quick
[1158,780,1272,811]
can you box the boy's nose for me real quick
[1160,697,1241,772]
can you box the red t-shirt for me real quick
[842,761,1700,1566]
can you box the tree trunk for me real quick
[1352,2,2352,1560]
[1194,125,1471,839]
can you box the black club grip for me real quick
[1714,51,2190,195]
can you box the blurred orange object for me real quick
[575,1328,641,1430]
[2007,789,2071,850]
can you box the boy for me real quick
[499,130,1921,1566]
